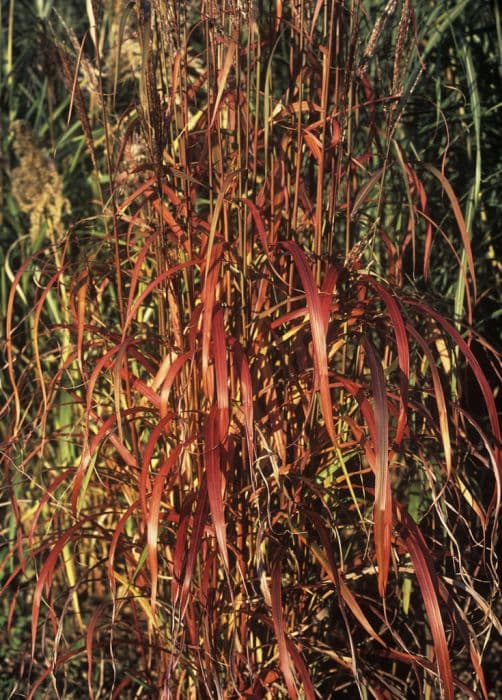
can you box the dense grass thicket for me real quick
[1,0,501,697]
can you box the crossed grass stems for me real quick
[1,0,501,697]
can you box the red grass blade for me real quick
[205,405,229,571]
[282,241,336,445]
[362,335,391,596]
[320,264,342,328]
[157,350,194,418]
[243,197,270,255]
[32,525,80,657]
[108,499,140,598]
[363,277,410,446]
[139,414,173,523]
[172,492,197,607]
[302,510,386,647]
[201,244,223,401]
[397,505,454,700]
[6,252,38,434]
[124,260,197,334]
[179,482,209,615]
[231,340,254,464]
[407,300,501,480]
[271,553,299,699]
[76,270,88,375]
[209,34,236,129]
[213,306,230,443]
[86,602,106,698]
[147,444,183,612]
[257,615,316,699]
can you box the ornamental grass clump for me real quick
[1,0,500,697]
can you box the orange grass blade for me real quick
[76,270,88,375]
[32,268,66,425]
[28,469,72,550]
[113,338,134,447]
[124,227,163,321]
[423,164,477,302]
[73,343,122,513]
[436,577,490,699]
[27,647,83,700]
[408,325,452,478]
[6,253,38,434]
[117,175,157,213]
[209,34,236,129]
